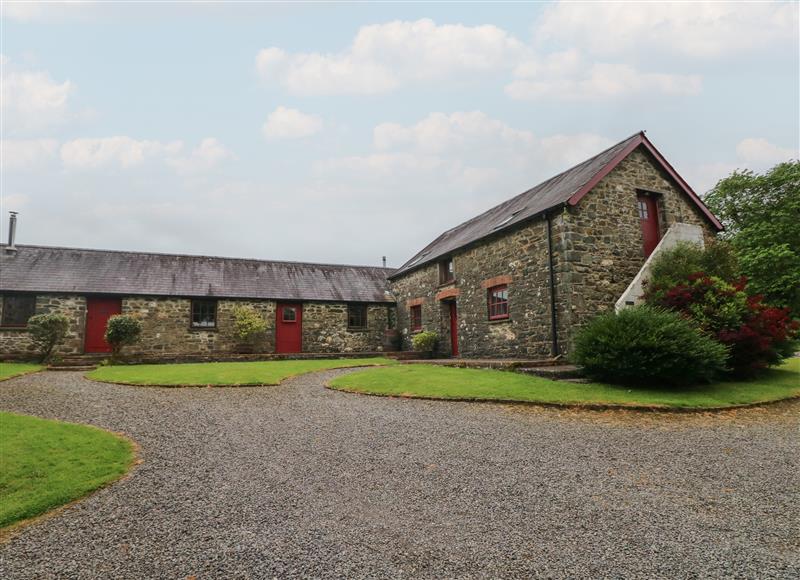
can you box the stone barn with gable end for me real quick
[387,131,722,358]
[0,131,723,360]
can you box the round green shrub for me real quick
[232,305,268,351]
[573,306,728,386]
[411,331,439,353]
[27,312,70,362]
[104,314,142,360]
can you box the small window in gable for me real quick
[1,294,36,327]
[410,305,422,332]
[439,257,454,284]
[191,299,217,328]
[348,304,368,330]
[487,285,509,320]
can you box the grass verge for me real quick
[0,363,43,382]
[87,357,397,386]
[328,358,800,410]
[0,412,135,529]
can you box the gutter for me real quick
[545,212,559,356]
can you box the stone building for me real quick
[388,132,722,358]
[0,132,723,360]
[0,246,394,359]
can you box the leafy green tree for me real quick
[27,312,70,362]
[232,305,268,351]
[704,161,800,312]
[104,315,142,361]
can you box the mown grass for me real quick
[87,357,397,386]
[329,358,800,409]
[0,363,42,382]
[0,412,134,529]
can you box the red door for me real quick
[637,194,661,258]
[449,301,459,357]
[276,303,302,353]
[85,297,122,353]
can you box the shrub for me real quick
[412,331,439,353]
[27,312,70,362]
[104,315,142,361]
[572,306,728,386]
[646,274,799,376]
[232,306,268,350]
[647,240,739,298]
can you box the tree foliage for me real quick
[27,312,70,362]
[572,306,728,386]
[104,315,142,361]
[412,331,439,353]
[704,161,800,312]
[232,305,268,350]
[645,274,799,376]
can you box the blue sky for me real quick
[2,1,798,267]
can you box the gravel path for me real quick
[0,370,798,579]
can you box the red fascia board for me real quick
[567,133,724,231]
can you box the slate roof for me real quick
[0,245,395,303]
[390,131,721,278]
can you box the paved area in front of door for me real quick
[0,370,798,579]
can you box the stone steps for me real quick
[516,365,584,380]
[48,365,97,372]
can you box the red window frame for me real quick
[410,305,422,332]
[487,284,509,320]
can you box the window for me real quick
[191,299,217,328]
[1,294,36,327]
[282,306,297,322]
[410,305,422,332]
[487,285,509,320]
[439,258,454,284]
[348,304,368,330]
[637,198,649,220]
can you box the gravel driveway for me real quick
[0,370,798,579]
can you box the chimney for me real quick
[382,256,387,268]
[5,212,18,253]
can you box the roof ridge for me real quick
[1,243,394,272]
[392,131,645,274]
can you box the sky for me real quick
[1,1,798,268]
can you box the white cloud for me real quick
[320,111,612,195]
[506,57,701,101]
[60,137,183,169]
[691,137,799,193]
[166,138,234,174]
[374,111,534,153]
[2,139,59,170]
[262,106,323,139]
[1,56,74,133]
[735,138,798,166]
[535,1,798,59]
[256,18,526,95]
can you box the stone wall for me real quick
[555,147,718,348]
[0,294,86,358]
[0,294,391,359]
[303,302,392,353]
[123,297,277,355]
[390,219,557,359]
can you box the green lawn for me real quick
[0,412,134,529]
[87,357,397,386]
[0,363,43,382]
[329,358,800,409]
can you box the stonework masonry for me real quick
[555,148,717,350]
[1,294,391,359]
[389,146,718,358]
[0,295,86,357]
